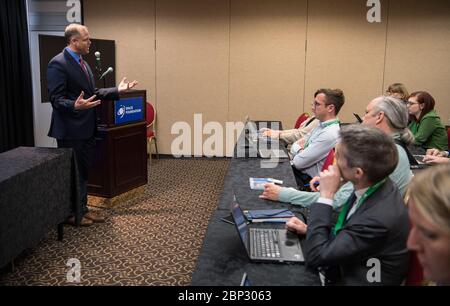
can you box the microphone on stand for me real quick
[94,51,102,77]
[99,67,113,80]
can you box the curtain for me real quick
[0,0,34,153]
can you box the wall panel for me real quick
[156,0,230,155]
[229,0,307,129]
[304,0,388,122]
[384,0,450,125]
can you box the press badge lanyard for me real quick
[304,119,340,149]
[332,178,387,236]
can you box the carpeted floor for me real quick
[0,158,230,286]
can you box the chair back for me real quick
[146,102,156,127]
[447,126,450,150]
[405,251,424,286]
[321,148,335,171]
[294,113,310,129]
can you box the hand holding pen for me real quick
[304,176,320,191]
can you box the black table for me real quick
[191,122,321,286]
[0,147,81,268]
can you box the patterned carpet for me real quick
[0,158,230,286]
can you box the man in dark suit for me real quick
[286,125,409,285]
[47,23,138,226]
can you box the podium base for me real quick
[88,185,145,209]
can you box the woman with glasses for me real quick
[407,91,448,151]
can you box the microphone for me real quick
[99,67,113,80]
[94,51,102,73]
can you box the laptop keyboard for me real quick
[250,228,281,259]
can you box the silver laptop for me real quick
[258,148,289,159]
[230,201,304,263]
[413,154,425,164]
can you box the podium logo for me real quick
[117,105,126,119]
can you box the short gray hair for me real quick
[65,23,85,44]
[372,96,415,145]
[339,124,398,184]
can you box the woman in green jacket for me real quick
[407,91,448,151]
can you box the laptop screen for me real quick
[231,202,249,252]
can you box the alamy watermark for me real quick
[66,258,81,283]
[366,257,381,283]
[367,0,381,23]
[171,114,283,168]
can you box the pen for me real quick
[303,182,319,187]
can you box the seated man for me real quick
[290,88,344,185]
[286,125,410,285]
[260,96,413,208]
[261,116,319,145]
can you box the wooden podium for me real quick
[87,90,148,198]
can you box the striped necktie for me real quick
[79,58,90,80]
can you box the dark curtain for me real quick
[0,0,34,153]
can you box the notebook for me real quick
[249,177,283,190]
[230,201,304,263]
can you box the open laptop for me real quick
[230,201,304,263]
[258,148,289,159]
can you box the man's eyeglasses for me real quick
[312,101,326,108]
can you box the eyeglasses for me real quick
[406,101,419,106]
[311,101,326,108]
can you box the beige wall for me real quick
[84,0,156,102]
[384,0,450,126]
[85,0,450,155]
[305,0,388,122]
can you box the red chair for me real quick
[405,251,424,286]
[447,126,450,151]
[146,102,159,159]
[294,112,310,129]
[321,148,335,171]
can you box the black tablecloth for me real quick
[0,147,81,268]
[191,122,321,286]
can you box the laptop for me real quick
[230,201,304,263]
[413,154,425,164]
[258,148,289,159]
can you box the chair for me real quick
[146,102,159,159]
[294,112,310,129]
[405,251,424,286]
[447,126,450,151]
[321,148,335,171]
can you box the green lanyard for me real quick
[332,178,387,236]
[304,119,340,149]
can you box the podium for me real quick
[87,90,148,198]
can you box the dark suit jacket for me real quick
[47,49,119,140]
[305,179,409,285]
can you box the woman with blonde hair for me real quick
[386,83,409,103]
[407,164,450,285]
